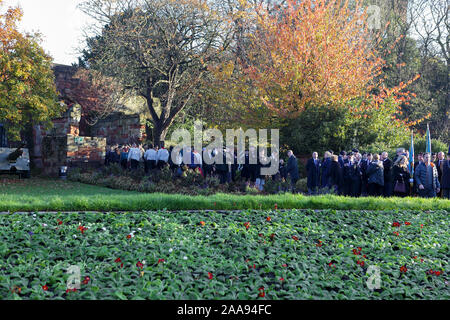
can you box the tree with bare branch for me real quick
[79,0,234,146]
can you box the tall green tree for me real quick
[0,0,62,140]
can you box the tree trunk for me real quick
[152,120,169,148]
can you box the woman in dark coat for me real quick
[329,155,343,195]
[392,155,410,197]
[367,154,384,196]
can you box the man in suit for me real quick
[287,150,299,193]
[381,152,392,197]
[306,152,321,195]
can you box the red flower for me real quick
[258,287,265,298]
[126,234,132,239]
[282,264,287,267]
[200,221,206,227]
[120,263,123,268]
[392,222,400,227]
[357,247,362,251]
[258,233,264,237]
[136,261,144,269]
[115,258,122,263]
[157,259,165,264]
[412,256,417,259]
[400,265,407,273]
[270,233,276,240]
[394,231,399,236]
[82,276,90,285]
[405,221,411,226]
[57,219,63,225]
[42,285,48,291]
[420,224,424,228]
[208,272,213,280]
[352,249,359,255]
[435,271,441,276]
[316,240,323,247]
[279,277,284,281]
[328,262,336,268]
[244,222,250,230]
[360,261,365,267]
[420,259,424,263]
[266,216,271,222]
[66,288,77,293]
[363,255,367,258]
[292,236,299,241]
[274,204,278,210]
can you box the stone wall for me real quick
[40,135,106,175]
[90,112,147,146]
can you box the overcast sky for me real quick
[3,0,93,65]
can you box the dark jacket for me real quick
[347,161,362,181]
[287,155,299,180]
[329,160,343,188]
[321,158,332,188]
[111,151,121,163]
[414,162,440,190]
[392,165,410,194]
[441,160,450,189]
[435,160,444,182]
[382,158,392,182]
[367,161,384,186]
[306,158,321,188]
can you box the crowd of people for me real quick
[306,148,449,199]
[104,143,450,199]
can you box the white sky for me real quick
[2,0,93,65]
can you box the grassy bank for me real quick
[0,178,449,212]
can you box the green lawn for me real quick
[1,177,449,212]
[0,209,448,300]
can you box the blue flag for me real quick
[409,131,414,177]
[426,124,432,154]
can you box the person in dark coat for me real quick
[286,150,299,193]
[338,151,347,168]
[306,152,321,195]
[321,151,332,188]
[240,150,251,182]
[441,152,450,199]
[347,154,362,197]
[329,155,343,195]
[111,147,121,164]
[435,151,445,197]
[359,153,372,196]
[367,154,384,196]
[392,155,410,197]
[381,152,392,197]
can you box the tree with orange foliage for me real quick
[209,0,421,132]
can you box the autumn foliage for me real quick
[210,0,422,130]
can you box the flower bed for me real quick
[0,209,448,299]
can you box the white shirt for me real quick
[194,152,202,165]
[127,147,141,161]
[144,149,157,161]
[157,148,169,163]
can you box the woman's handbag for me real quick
[394,180,406,193]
